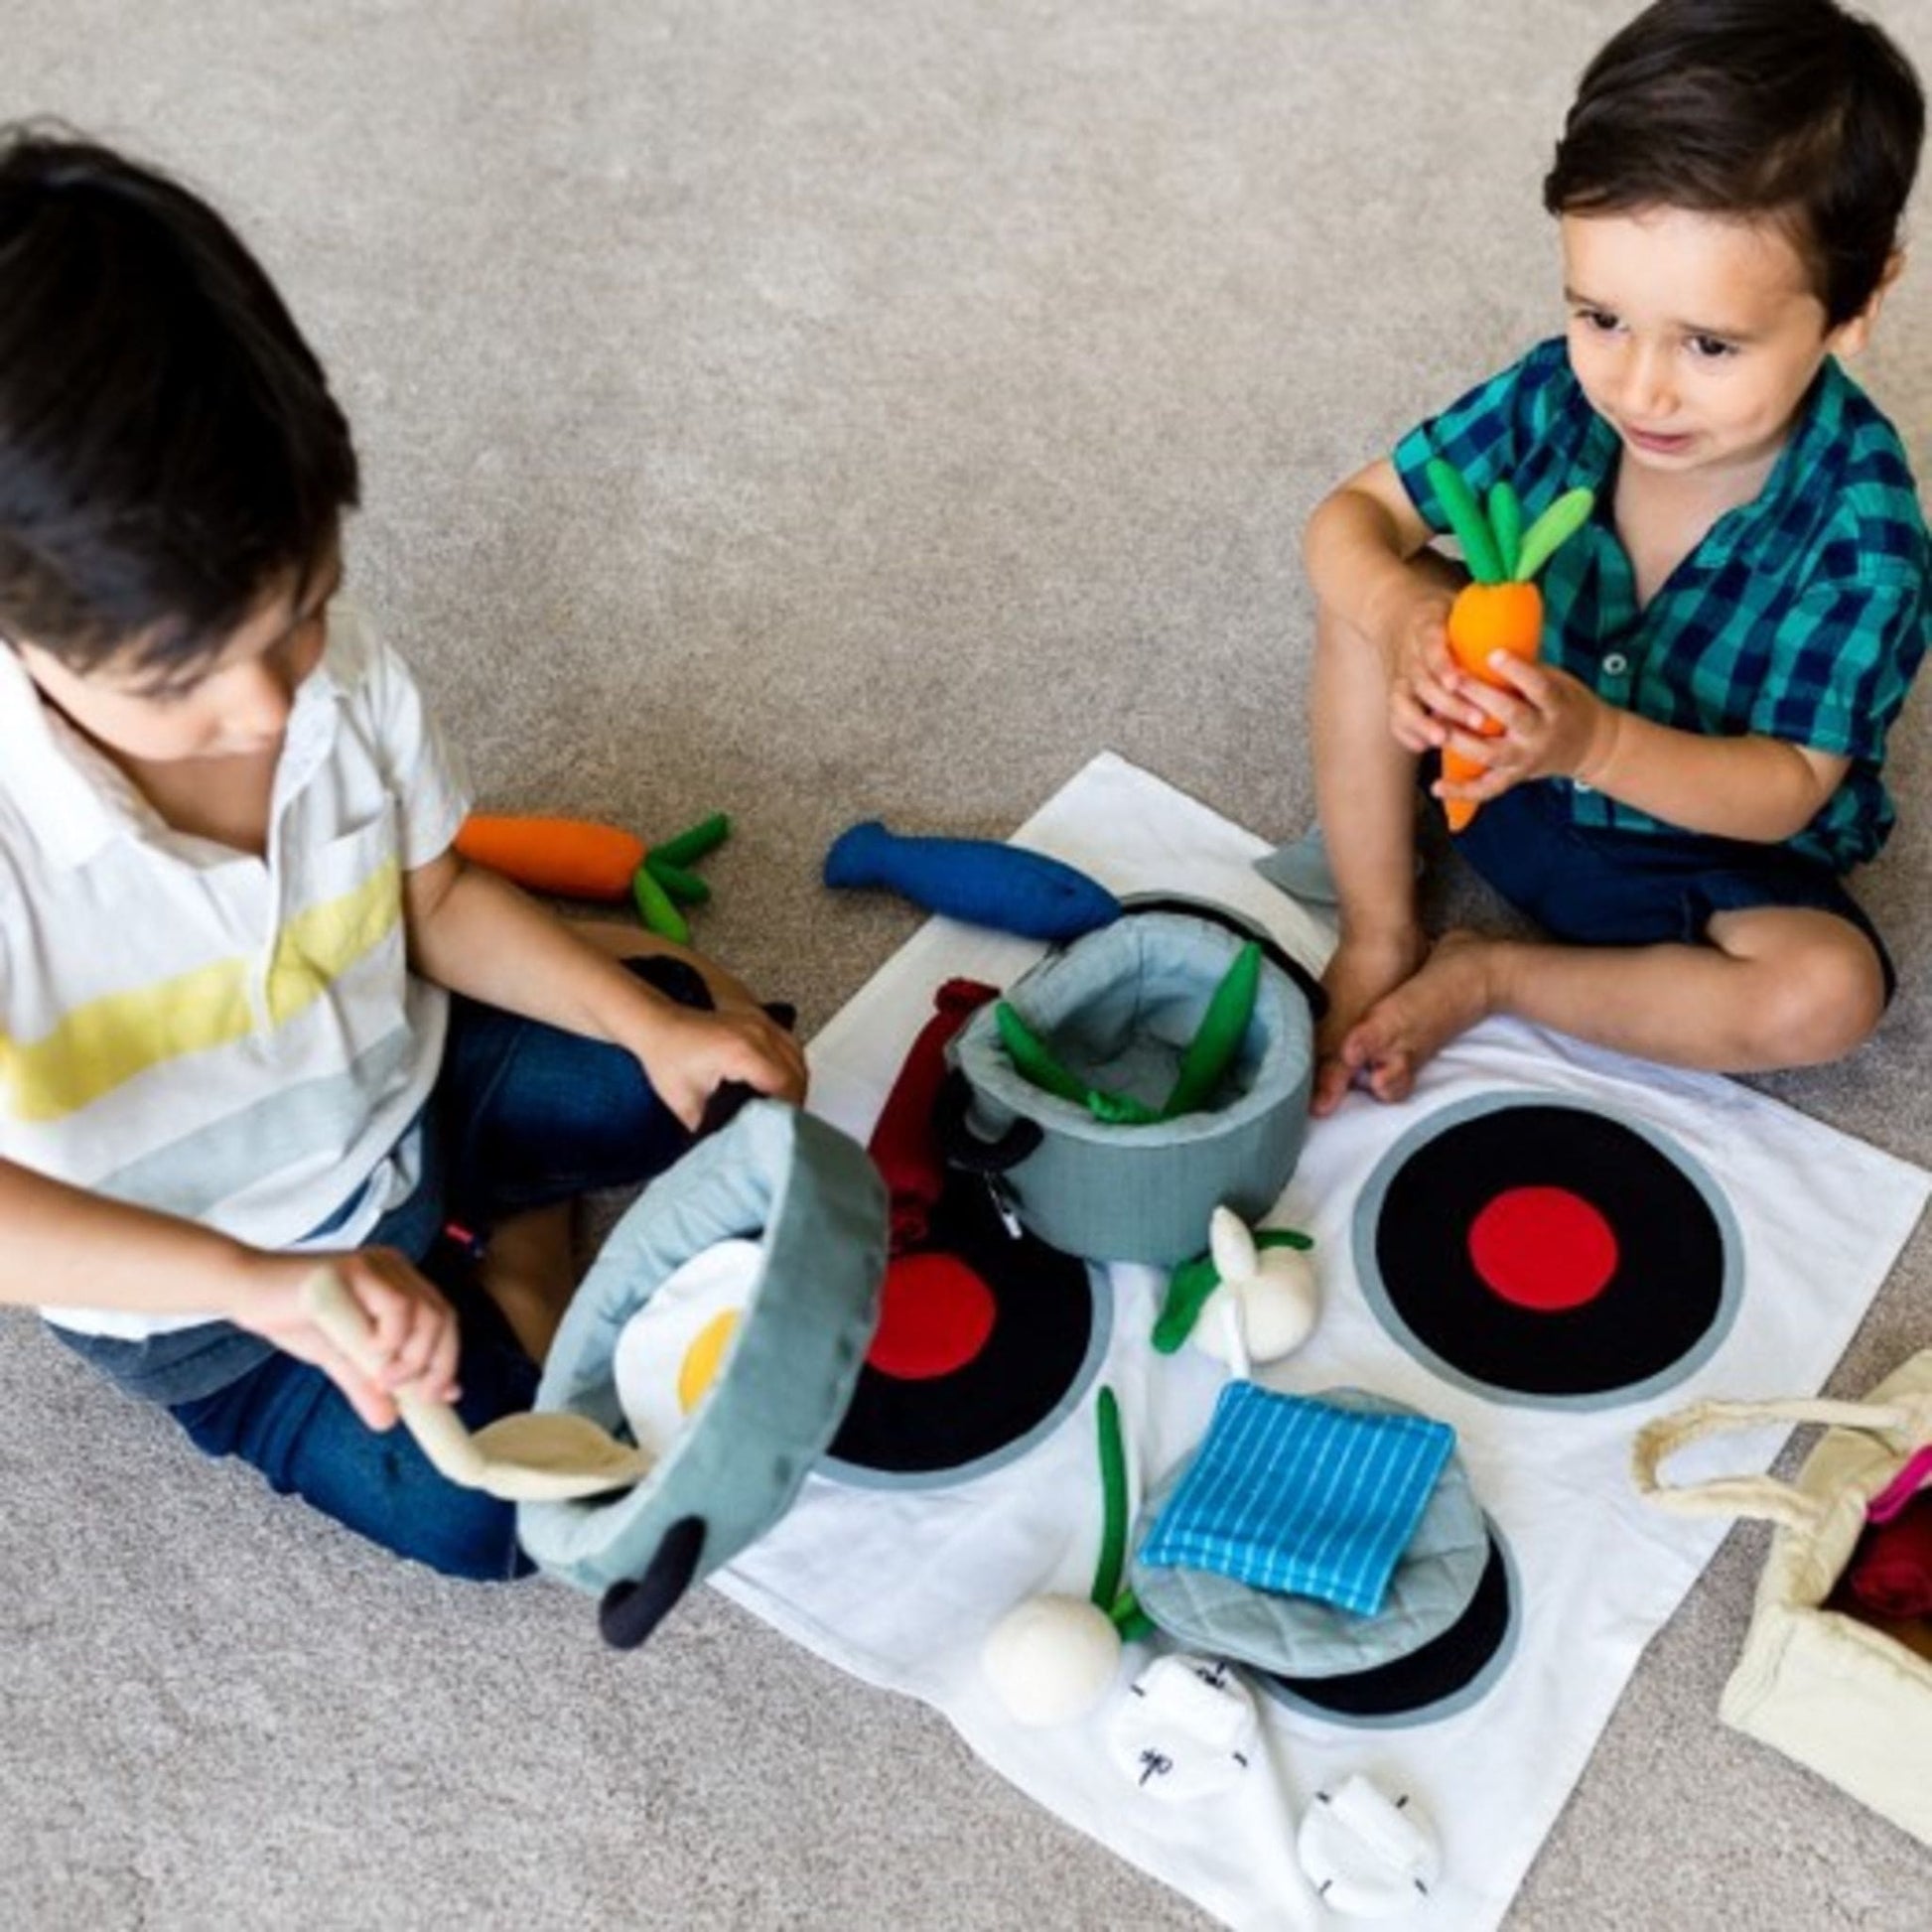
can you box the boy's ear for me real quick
[1830,249,1905,356]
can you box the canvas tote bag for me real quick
[1630,1349,1932,1847]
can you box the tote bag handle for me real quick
[1632,1392,1932,1534]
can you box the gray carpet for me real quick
[4,4,1930,1926]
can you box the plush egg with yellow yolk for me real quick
[612,1237,764,1458]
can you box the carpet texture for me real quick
[2,4,1930,1928]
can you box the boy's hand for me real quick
[1433,652,1620,802]
[631,1000,809,1132]
[1377,585,1482,755]
[226,1247,463,1430]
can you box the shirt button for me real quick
[1602,652,1629,676]
[1574,779,1594,793]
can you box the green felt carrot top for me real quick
[1424,458,1594,587]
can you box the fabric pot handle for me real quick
[599,1516,707,1649]
[1631,1394,1932,1533]
[932,1066,1043,1175]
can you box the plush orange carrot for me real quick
[456,815,645,897]
[1425,458,1594,832]
[455,811,731,942]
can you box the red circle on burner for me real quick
[867,1252,999,1378]
[1467,1185,1618,1311]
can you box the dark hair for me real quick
[1544,0,1925,325]
[0,125,358,673]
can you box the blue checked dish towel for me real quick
[1139,1383,1456,1616]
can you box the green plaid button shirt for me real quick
[1392,338,1930,871]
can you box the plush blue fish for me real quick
[824,821,1122,941]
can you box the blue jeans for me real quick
[166,956,712,1582]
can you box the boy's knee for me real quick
[1747,931,1886,1066]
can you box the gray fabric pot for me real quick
[942,898,1321,1266]
[518,1100,888,1644]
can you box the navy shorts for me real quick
[1449,776,1896,1005]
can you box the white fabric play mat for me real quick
[714,753,1931,1932]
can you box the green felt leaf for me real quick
[1256,1227,1314,1252]
[995,1002,1091,1106]
[630,865,689,943]
[652,812,731,868]
[1153,1251,1222,1353]
[1151,1226,1314,1353]
[1089,1088,1164,1126]
[998,1003,1166,1123]
[1488,481,1523,579]
[1514,486,1595,582]
[1163,940,1262,1118]
[645,857,711,905]
[1426,458,1505,585]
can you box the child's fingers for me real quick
[1446,670,1520,724]
[350,1254,461,1399]
[736,1032,808,1103]
[1486,651,1550,701]
[1431,739,1513,799]
[391,1292,462,1402]
[1389,687,1448,751]
[721,1010,808,1094]
[1408,662,1470,725]
[649,1009,811,1129]
[1426,680,1490,734]
[381,1298,452,1395]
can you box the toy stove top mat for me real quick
[716,753,1931,1932]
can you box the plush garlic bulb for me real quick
[1193,1206,1319,1365]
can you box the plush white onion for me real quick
[981,1594,1124,1726]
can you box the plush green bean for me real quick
[1090,1387,1129,1614]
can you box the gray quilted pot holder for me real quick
[1127,1388,1488,1677]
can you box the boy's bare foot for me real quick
[1312,927,1428,1116]
[1337,928,1496,1105]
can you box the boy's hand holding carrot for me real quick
[1404,460,1596,827]
[1378,582,1475,755]
[1434,652,1622,804]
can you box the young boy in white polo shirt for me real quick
[0,130,806,1579]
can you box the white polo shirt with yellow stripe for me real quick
[0,605,468,1341]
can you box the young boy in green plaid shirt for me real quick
[1305,0,1929,1115]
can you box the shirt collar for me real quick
[0,638,345,872]
[0,644,147,868]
